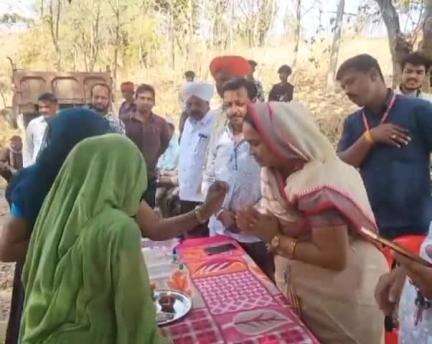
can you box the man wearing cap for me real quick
[178,71,197,138]
[118,81,136,121]
[202,56,252,195]
[178,82,215,237]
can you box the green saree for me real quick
[20,134,168,344]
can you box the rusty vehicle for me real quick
[7,60,112,128]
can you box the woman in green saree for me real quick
[20,134,225,343]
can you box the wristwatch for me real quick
[270,234,281,250]
[266,234,281,253]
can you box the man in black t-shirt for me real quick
[268,64,294,102]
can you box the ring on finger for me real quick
[391,134,397,139]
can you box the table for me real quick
[144,236,319,344]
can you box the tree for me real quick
[257,0,277,46]
[419,0,432,89]
[374,0,404,85]
[374,0,428,86]
[46,0,62,70]
[419,0,432,60]
[327,0,345,87]
[209,0,230,49]
[234,0,276,47]
[291,0,302,68]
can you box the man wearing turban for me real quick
[178,82,215,237]
[202,56,252,195]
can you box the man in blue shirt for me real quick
[336,54,432,239]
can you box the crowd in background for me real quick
[0,52,431,343]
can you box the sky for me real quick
[0,0,417,40]
[0,0,35,18]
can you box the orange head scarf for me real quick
[209,56,252,78]
[120,81,134,92]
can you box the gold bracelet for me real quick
[194,206,207,224]
[363,130,374,145]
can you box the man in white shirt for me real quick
[396,52,432,102]
[179,82,215,237]
[202,56,252,194]
[156,122,181,217]
[23,93,59,167]
[206,77,273,277]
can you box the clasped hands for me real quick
[217,206,279,242]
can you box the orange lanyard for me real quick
[362,94,397,132]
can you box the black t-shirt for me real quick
[268,82,294,102]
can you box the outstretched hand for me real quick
[200,181,229,219]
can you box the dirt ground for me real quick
[0,186,14,340]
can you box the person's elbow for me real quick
[324,252,347,272]
[337,150,360,168]
[0,239,18,262]
[336,150,348,163]
[0,218,29,262]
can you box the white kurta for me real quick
[178,111,215,202]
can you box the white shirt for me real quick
[208,127,262,243]
[178,111,215,202]
[23,116,49,167]
[399,223,432,343]
[395,86,432,103]
[201,107,224,195]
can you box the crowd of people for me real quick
[0,52,431,343]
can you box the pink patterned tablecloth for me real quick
[161,235,319,344]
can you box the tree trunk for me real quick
[327,0,345,87]
[420,0,432,90]
[228,1,234,49]
[292,0,301,68]
[257,0,276,47]
[185,0,193,62]
[48,0,62,70]
[169,2,175,70]
[374,0,409,87]
[109,0,121,94]
[89,2,101,72]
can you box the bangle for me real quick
[216,208,224,219]
[287,238,298,259]
[194,206,208,224]
[363,130,374,145]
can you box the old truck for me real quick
[6,60,112,128]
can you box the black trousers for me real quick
[180,200,209,238]
[5,262,24,344]
[239,241,275,281]
[143,177,157,208]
